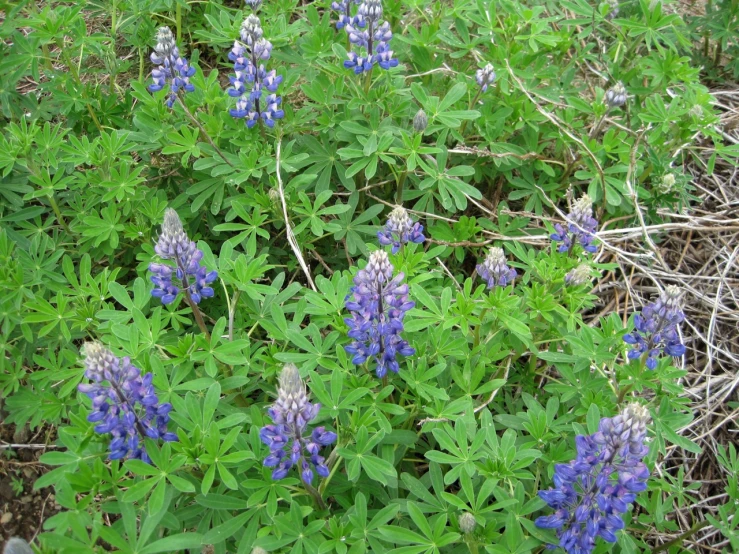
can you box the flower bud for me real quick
[3,538,33,554]
[251,548,268,554]
[605,82,627,109]
[657,174,676,194]
[565,264,593,286]
[413,109,428,133]
[459,512,477,534]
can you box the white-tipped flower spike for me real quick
[476,247,517,289]
[245,0,263,11]
[475,63,496,93]
[149,208,218,305]
[565,264,593,286]
[3,538,33,554]
[148,27,196,108]
[413,109,428,133]
[251,548,268,554]
[260,364,337,484]
[241,14,264,45]
[459,512,477,534]
[606,0,619,19]
[152,27,176,61]
[605,81,627,109]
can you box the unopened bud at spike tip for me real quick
[459,512,477,534]
[413,109,428,133]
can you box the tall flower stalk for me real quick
[78,342,177,463]
[551,195,599,255]
[377,206,425,254]
[260,364,336,508]
[536,404,651,554]
[148,26,196,108]
[623,285,686,370]
[149,208,217,337]
[227,15,284,128]
[343,0,398,88]
[344,250,415,379]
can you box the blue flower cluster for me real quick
[623,285,686,369]
[259,364,337,484]
[343,0,398,74]
[536,404,651,554]
[475,63,496,93]
[78,342,177,463]
[377,206,425,254]
[227,15,284,128]
[345,250,415,378]
[149,208,217,305]
[331,0,363,29]
[148,26,196,109]
[551,195,599,254]
[476,247,517,289]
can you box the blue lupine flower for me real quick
[331,0,364,30]
[149,208,217,305]
[623,285,686,370]
[344,250,415,378]
[377,206,425,254]
[475,63,496,93]
[148,26,196,108]
[476,247,517,289]
[536,404,651,554]
[227,15,284,128]
[245,0,262,11]
[78,342,177,463]
[605,81,627,109]
[259,364,337,484]
[551,195,599,254]
[343,0,398,74]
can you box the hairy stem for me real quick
[175,95,233,166]
[652,521,710,553]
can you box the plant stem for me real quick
[473,308,488,348]
[364,69,373,95]
[175,95,233,166]
[465,539,480,554]
[176,2,182,42]
[55,39,104,133]
[48,195,71,233]
[652,521,710,553]
[303,479,327,511]
[183,289,210,339]
[395,170,407,203]
[460,89,482,137]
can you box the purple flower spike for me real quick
[344,250,415,378]
[475,63,496,93]
[148,27,196,108]
[227,15,284,128]
[149,208,217,306]
[551,195,599,255]
[476,247,517,289]
[377,206,425,254]
[623,285,686,370]
[259,364,336,485]
[342,0,397,75]
[535,404,651,554]
[78,342,177,463]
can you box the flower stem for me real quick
[459,89,482,137]
[48,195,71,233]
[395,170,407,204]
[175,95,233,167]
[303,479,327,511]
[364,69,373,95]
[183,288,210,339]
[473,308,488,348]
[55,39,104,133]
[652,520,710,553]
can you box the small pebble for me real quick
[0,511,12,524]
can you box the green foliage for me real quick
[0,0,733,552]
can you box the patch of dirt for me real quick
[0,423,61,551]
